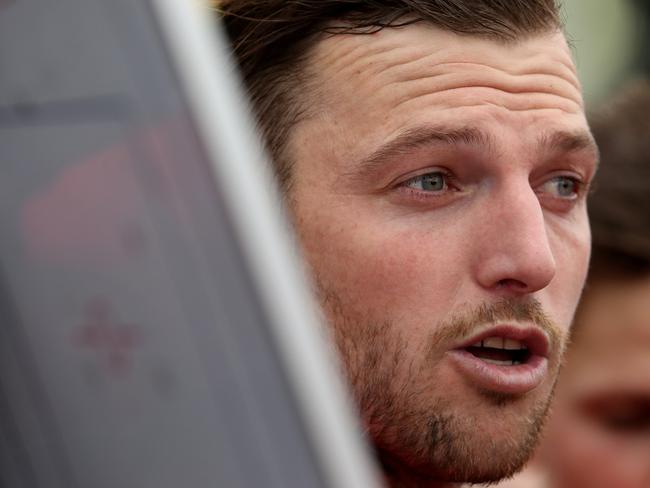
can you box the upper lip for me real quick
[453,324,550,358]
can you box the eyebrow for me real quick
[348,125,493,179]
[537,129,599,159]
[347,124,599,180]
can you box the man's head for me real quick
[536,80,650,488]
[220,2,598,485]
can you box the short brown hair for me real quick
[217,0,562,190]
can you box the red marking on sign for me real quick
[73,297,142,378]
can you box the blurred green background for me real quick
[563,0,650,108]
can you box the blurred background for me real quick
[562,0,649,107]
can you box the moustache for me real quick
[429,298,565,355]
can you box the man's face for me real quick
[540,276,650,488]
[286,24,596,484]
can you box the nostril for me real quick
[496,278,528,290]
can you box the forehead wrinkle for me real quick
[432,60,581,91]
[376,64,583,107]
[379,54,580,92]
[391,78,580,106]
[389,87,582,114]
[311,33,405,80]
[357,46,441,78]
[307,38,413,114]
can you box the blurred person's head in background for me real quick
[219,2,598,486]
[515,79,650,488]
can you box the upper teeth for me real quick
[472,337,525,350]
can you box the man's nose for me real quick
[472,183,556,296]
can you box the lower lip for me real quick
[446,349,548,395]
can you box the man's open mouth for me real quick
[448,325,551,394]
[464,338,531,366]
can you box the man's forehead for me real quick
[297,24,583,136]
[290,23,586,166]
[308,23,577,88]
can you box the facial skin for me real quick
[537,276,650,488]
[286,24,597,486]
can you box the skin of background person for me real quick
[220,3,599,487]
[539,277,650,488]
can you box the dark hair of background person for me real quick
[586,79,650,282]
[216,0,562,191]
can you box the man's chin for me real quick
[431,419,543,484]
[373,392,552,486]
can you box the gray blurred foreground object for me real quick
[0,0,381,487]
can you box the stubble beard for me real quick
[320,289,565,485]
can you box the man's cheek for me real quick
[321,231,459,313]
[548,217,591,310]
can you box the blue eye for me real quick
[543,176,580,198]
[406,172,448,192]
